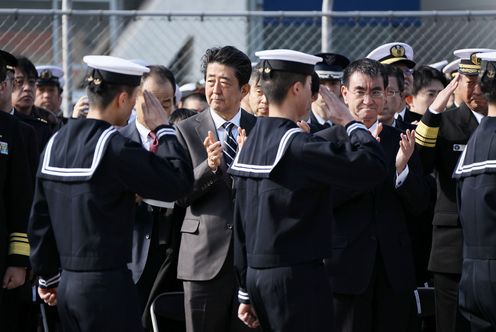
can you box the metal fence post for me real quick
[62,0,72,117]
[321,0,333,52]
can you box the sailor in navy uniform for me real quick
[28,55,193,332]
[228,49,387,332]
[415,48,495,332]
[454,51,496,332]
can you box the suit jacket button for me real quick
[145,234,151,239]
[226,224,233,230]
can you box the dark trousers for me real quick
[183,255,251,332]
[433,272,470,332]
[458,259,496,332]
[58,269,143,332]
[247,262,333,332]
[332,255,418,332]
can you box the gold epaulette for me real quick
[415,121,439,148]
[9,232,30,256]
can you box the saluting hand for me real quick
[142,90,169,131]
[430,74,460,113]
[396,129,416,174]
[203,131,222,171]
[319,86,354,126]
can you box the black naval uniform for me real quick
[453,116,496,331]
[12,108,53,153]
[28,118,193,332]
[415,103,477,331]
[228,117,386,332]
[0,111,32,297]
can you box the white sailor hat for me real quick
[442,59,461,79]
[476,51,496,80]
[428,60,448,72]
[314,53,350,80]
[454,48,496,75]
[255,49,322,76]
[83,55,150,87]
[366,42,415,68]
[36,65,64,88]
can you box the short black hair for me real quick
[343,58,388,89]
[201,46,252,87]
[169,107,197,125]
[311,71,320,96]
[383,64,404,92]
[142,65,176,93]
[85,66,136,110]
[260,70,307,106]
[480,62,496,104]
[15,56,38,79]
[412,65,448,95]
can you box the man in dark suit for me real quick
[175,46,257,332]
[120,65,185,330]
[415,48,495,332]
[327,58,432,332]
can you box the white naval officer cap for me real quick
[453,48,496,76]
[255,49,322,76]
[36,65,64,88]
[442,59,461,79]
[366,42,415,68]
[476,51,496,80]
[428,60,448,72]
[83,55,150,87]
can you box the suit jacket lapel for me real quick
[458,103,479,138]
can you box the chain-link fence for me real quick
[2,9,496,106]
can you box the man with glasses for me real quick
[12,57,54,150]
[367,42,418,124]
[327,58,432,332]
[378,64,411,129]
[415,48,495,332]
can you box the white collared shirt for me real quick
[135,120,153,150]
[209,108,241,144]
[367,120,409,188]
[471,110,484,124]
[395,106,407,120]
[311,110,333,127]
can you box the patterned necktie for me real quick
[148,131,159,153]
[222,121,237,167]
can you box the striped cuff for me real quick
[345,121,368,136]
[156,127,176,139]
[238,289,250,304]
[415,121,439,148]
[9,232,30,257]
[38,273,61,289]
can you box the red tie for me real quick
[149,131,159,153]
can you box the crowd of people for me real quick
[1,40,496,332]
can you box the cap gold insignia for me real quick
[470,53,481,66]
[40,70,53,79]
[390,45,406,58]
[86,76,102,86]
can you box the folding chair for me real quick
[150,291,185,332]
[414,286,435,317]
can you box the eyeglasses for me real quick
[402,69,414,76]
[350,90,384,99]
[386,89,402,97]
[13,78,36,88]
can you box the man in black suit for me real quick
[327,58,432,332]
[415,48,495,332]
[120,65,185,329]
[175,46,257,332]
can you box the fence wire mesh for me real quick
[1,10,496,101]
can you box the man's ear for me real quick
[405,94,414,109]
[116,91,129,108]
[341,85,349,105]
[240,83,250,98]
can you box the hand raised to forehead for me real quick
[141,90,169,131]
[429,74,460,114]
[319,86,354,126]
